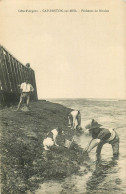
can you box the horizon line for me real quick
[39,97,126,100]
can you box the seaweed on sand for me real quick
[0,101,87,193]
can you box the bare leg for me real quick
[17,95,23,111]
[26,94,30,107]
[73,117,76,129]
[76,111,81,129]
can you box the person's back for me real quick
[91,127,111,141]
[85,119,119,158]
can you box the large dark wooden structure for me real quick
[0,45,38,105]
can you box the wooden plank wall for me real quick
[0,45,38,105]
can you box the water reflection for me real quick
[86,156,119,193]
[36,99,126,194]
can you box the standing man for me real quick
[84,119,119,158]
[17,79,34,111]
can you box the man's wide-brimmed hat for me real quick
[85,119,102,130]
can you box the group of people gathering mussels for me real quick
[17,78,119,160]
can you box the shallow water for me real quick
[36,99,126,194]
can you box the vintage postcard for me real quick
[0,0,126,193]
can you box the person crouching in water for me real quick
[17,79,34,111]
[85,119,119,159]
[68,110,81,130]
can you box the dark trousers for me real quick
[96,132,119,156]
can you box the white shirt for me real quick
[20,82,34,93]
[106,128,116,142]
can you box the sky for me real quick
[0,0,126,99]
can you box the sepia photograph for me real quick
[0,0,126,193]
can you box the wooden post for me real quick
[6,53,16,92]
[2,49,12,92]
[0,45,38,105]
[0,47,6,91]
